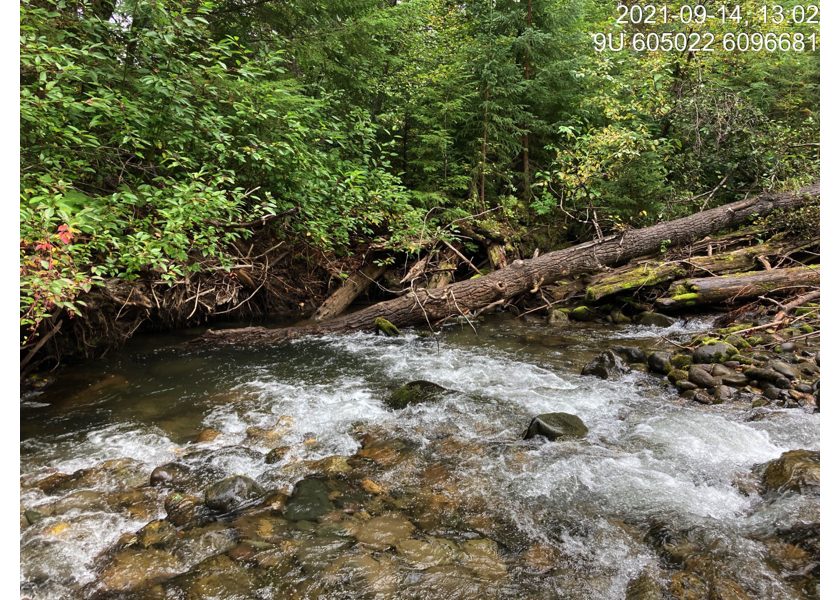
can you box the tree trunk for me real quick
[190,183,818,346]
[312,263,389,321]
[655,266,820,311]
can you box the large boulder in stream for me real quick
[204,476,265,513]
[581,351,629,380]
[692,342,737,364]
[524,413,588,441]
[386,380,448,410]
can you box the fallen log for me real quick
[313,262,389,321]
[583,236,818,302]
[654,266,820,311]
[190,182,818,345]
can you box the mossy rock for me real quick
[667,369,689,384]
[548,309,570,327]
[387,380,448,410]
[610,309,633,324]
[794,307,818,317]
[374,317,401,337]
[569,306,597,322]
[723,335,748,350]
[692,342,737,364]
[670,354,693,370]
[800,325,814,333]
[746,336,762,347]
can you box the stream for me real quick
[20,314,820,599]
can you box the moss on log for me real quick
[655,266,820,311]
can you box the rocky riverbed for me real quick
[20,313,819,599]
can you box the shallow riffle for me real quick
[20,314,819,599]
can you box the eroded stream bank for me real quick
[20,314,819,599]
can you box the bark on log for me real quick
[313,263,389,321]
[654,266,820,311]
[190,182,818,346]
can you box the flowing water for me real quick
[20,314,820,599]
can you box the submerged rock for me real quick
[522,544,560,573]
[284,478,333,521]
[582,350,629,380]
[397,537,459,570]
[387,380,448,410]
[98,548,185,594]
[204,476,265,513]
[459,538,507,580]
[626,571,663,600]
[524,413,588,441]
[355,515,416,551]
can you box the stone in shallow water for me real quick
[296,537,353,574]
[611,345,647,364]
[387,380,448,410]
[177,554,252,599]
[548,309,570,326]
[354,514,416,550]
[648,352,673,375]
[521,544,559,573]
[459,539,507,580]
[325,554,398,595]
[98,548,185,594]
[523,413,588,441]
[150,462,193,487]
[204,476,265,513]
[626,571,663,600]
[636,312,675,327]
[194,429,221,443]
[284,478,332,522]
[581,350,629,380]
[397,537,459,570]
[758,449,820,495]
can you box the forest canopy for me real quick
[20,0,819,348]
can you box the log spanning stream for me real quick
[20,314,819,599]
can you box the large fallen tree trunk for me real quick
[654,265,820,311]
[313,262,389,321]
[191,182,818,345]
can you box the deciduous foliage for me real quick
[20,0,819,346]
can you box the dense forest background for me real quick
[20,0,819,359]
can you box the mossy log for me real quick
[584,237,817,302]
[313,262,389,321]
[655,266,820,311]
[189,183,818,346]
